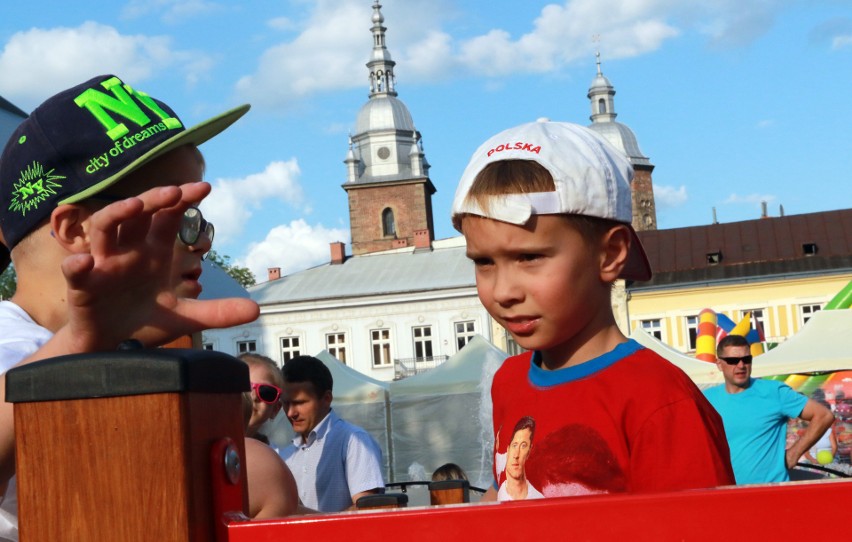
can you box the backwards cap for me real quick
[0,74,249,260]
[451,120,651,281]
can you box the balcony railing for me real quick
[393,355,449,380]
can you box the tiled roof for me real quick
[633,208,852,289]
[249,238,476,305]
[250,238,474,305]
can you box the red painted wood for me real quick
[225,478,852,541]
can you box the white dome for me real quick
[355,95,415,135]
[588,121,650,166]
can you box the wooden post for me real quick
[6,348,249,542]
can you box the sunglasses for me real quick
[88,196,214,259]
[719,355,753,365]
[179,206,215,253]
[251,382,282,404]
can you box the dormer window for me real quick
[802,242,818,256]
[706,251,722,265]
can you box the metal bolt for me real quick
[223,442,241,485]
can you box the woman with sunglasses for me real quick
[238,353,284,440]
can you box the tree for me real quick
[206,250,256,288]
[0,265,16,300]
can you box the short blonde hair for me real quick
[238,353,284,387]
[464,159,620,245]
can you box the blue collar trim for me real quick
[528,339,643,387]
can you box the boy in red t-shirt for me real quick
[451,121,734,501]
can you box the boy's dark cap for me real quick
[0,74,249,252]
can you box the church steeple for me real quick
[342,1,436,256]
[368,1,396,97]
[586,53,657,231]
[588,52,616,124]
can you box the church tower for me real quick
[343,1,436,255]
[587,53,657,231]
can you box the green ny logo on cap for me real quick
[9,162,65,216]
[74,76,182,141]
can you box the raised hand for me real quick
[59,182,258,352]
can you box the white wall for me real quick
[202,288,492,381]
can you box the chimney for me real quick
[330,241,346,265]
[760,201,768,218]
[267,267,281,281]
[392,239,408,249]
[414,229,432,250]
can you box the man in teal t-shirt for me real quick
[703,334,834,484]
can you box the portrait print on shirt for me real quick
[494,415,626,501]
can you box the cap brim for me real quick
[621,225,652,282]
[59,104,251,205]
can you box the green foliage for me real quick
[0,265,16,300]
[206,250,256,288]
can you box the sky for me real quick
[2,0,851,281]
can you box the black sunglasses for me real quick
[719,355,753,365]
[179,206,214,248]
[87,196,214,259]
[251,382,282,404]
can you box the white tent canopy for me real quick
[388,335,506,487]
[630,327,723,386]
[746,309,852,376]
[630,309,852,387]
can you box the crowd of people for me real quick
[0,75,840,539]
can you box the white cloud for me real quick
[234,0,796,108]
[235,1,366,106]
[832,35,852,49]
[724,193,777,205]
[0,22,212,105]
[202,159,305,243]
[653,184,688,209]
[756,119,775,129]
[267,17,297,32]
[243,219,350,279]
[122,0,223,24]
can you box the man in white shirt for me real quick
[280,356,384,512]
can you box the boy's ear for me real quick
[50,204,93,253]
[599,224,631,282]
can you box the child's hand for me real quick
[58,182,258,352]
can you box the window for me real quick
[237,340,256,354]
[741,309,766,338]
[504,331,525,357]
[280,336,301,363]
[455,321,476,351]
[202,343,214,351]
[685,315,699,351]
[326,333,347,364]
[598,98,606,114]
[801,304,822,326]
[412,326,434,359]
[382,208,396,237]
[641,319,662,340]
[371,329,392,367]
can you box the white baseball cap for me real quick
[451,120,651,281]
